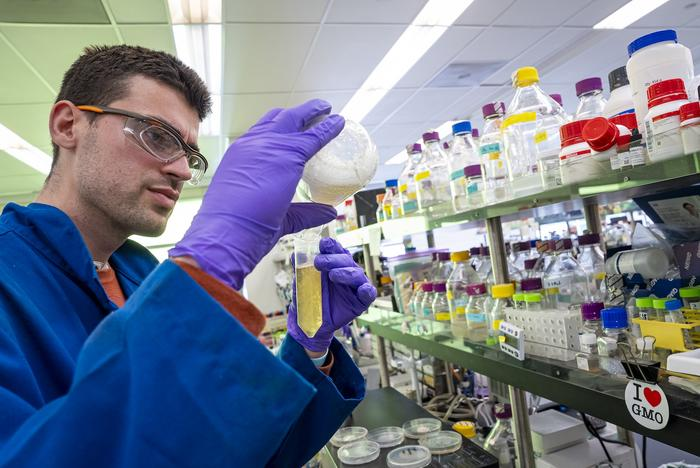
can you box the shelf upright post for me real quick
[583,203,603,235]
[363,242,390,387]
[486,216,535,467]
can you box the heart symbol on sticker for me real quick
[644,387,662,407]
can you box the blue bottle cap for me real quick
[601,307,628,329]
[452,120,472,135]
[665,299,683,310]
[385,179,398,188]
[634,289,651,298]
[628,29,677,57]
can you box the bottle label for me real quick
[450,169,466,181]
[454,306,466,315]
[399,183,408,192]
[534,130,548,144]
[646,111,683,159]
[559,148,591,161]
[435,312,451,321]
[629,146,645,166]
[423,306,432,317]
[415,170,431,182]
[467,312,486,323]
[480,142,501,156]
[446,291,453,300]
[467,181,480,194]
[403,200,418,213]
[383,204,392,218]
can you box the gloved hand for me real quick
[170,100,344,289]
[287,238,377,353]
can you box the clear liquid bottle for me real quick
[665,299,693,349]
[398,143,422,216]
[473,246,493,286]
[382,179,399,220]
[420,282,435,319]
[480,102,510,203]
[574,77,608,119]
[416,131,451,209]
[502,66,568,193]
[343,199,358,231]
[652,298,669,321]
[409,282,424,317]
[484,403,515,468]
[597,307,631,357]
[432,282,451,322]
[488,283,515,345]
[577,233,606,301]
[432,251,455,283]
[581,301,604,336]
[466,283,489,341]
[626,290,649,338]
[375,193,384,223]
[543,239,589,310]
[524,293,543,312]
[447,251,477,337]
[448,121,479,212]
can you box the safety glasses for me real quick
[77,105,208,185]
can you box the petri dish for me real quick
[419,430,463,455]
[386,445,432,468]
[367,426,405,448]
[337,440,381,465]
[330,426,368,448]
[402,418,442,439]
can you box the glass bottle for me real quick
[484,403,515,468]
[448,121,478,212]
[420,283,435,320]
[577,233,606,301]
[466,283,489,341]
[502,66,568,194]
[375,193,384,223]
[626,290,649,338]
[382,179,399,220]
[409,282,424,317]
[416,131,451,209]
[597,307,631,357]
[581,301,604,336]
[488,283,515,345]
[636,297,653,320]
[652,298,669,321]
[447,251,476,337]
[543,239,589,311]
[473,246,493,286]
[398,143,422,216]
[574,77,608,119]
[432,282,451,322]
[479,101,510,203]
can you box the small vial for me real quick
[680,286,700,309]
[524,293,543,312]
[597,307,630,358]
[581,302,604,336]
[579,333,598,355]
[512,293,525,310]
[636,297,654,320]
[294,230,323,338]
[652,298,669,321]
[665,299,693,350]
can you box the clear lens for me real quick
[141,125,181,156]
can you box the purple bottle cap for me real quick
[575,77,603,97]
[434,282,447,292]
[550,93,563,106]
[523,259,538,270]
[495,403,512,419]
[549,238,573,251]
[482,102,506,118]
[480,246,490,256]
[466,283,487,296]
[437,252,451,262]
[577,233,600,246]
[422,282,434,292]
[432,252,440,261]
[581,301,604,321]
[521,278,543,292]
[471,128,480,138]
[443,142,450,150]
[422,131,439,142]
[410,143,422,153]
[511,241,531,253]
[470,247,481,256]
[464,164,482,177]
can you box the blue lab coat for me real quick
[0,203,364,467]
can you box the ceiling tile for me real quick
[223,23,318,93]
[221,93,289,135]
[634,0,700,27]
[363,88,418,126]
[396,26,482,88]
[1,25,119,91]
[224,0,328,23]
[564,0,628,27]
[0,39,55,103]
[453,27,551,66]
[388,88,469,125]
[371,122,427,148]
[454,0,514,26]
[0,0,109,24]
[493,0,592,27]
[108,0,168,24]
[287,90,355,111]
[326,0,426,24]
[295,24,405,92]
[119,25,176,54]
[0,102,53,150]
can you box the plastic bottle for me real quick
[343,199,358,231]
[652,298,669,321]
[636,297,653,320]
[524,293,543,312]
[479,102,510,203]
[474,246,493,285]
[597,307,631,357]
[558,119,593,185]
[510,241,531,272]
[604,66,634,118]
[471,128,480,146]
[375,193,384,223]
[484,403,515,468]
[448,121,479,212]
[432,282,451,322]
[294,229,324,337]
[581,117,632,173]
[644,78,690,162]
[680,286,700,309]
[543,239,589,310]
[447,251,475,336]
[488,283,515,345]
[626,29,695,135]
[610,113,640,169]
[420,282,435,319]
[577,233,605,301]
[574,77,608,119]
[464,165,484,208]
[502,67,568,193]
[680,101,700,154]
[398,143,422,216]
[382,180,399,220]
[605,247,670,279]
[416,131,451,209]
[465,283,489,341]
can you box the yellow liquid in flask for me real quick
[296,264,323,337]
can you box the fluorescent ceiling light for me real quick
[384,120,457,165]
[0,123,51,175]
[167,0,221,24]
[593,0,670,29]
[341,0,474,122]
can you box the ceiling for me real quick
[3,0,700,200]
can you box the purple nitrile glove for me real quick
[170,100,344,289]
[287,238,377,353]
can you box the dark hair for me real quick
[51,44,211,165]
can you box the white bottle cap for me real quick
[580,333,597,345]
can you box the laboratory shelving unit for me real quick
[338,152,700,463]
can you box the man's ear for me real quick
[49,100,82,154]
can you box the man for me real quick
[0,44,375,467]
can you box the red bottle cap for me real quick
[609,112,637,131]
[582,117,619,151]
[647,78,688,109]
[680,102,700,122]
[559,119,592,147]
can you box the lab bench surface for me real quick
[326,387,498,468]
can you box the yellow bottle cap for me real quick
[492,283,515,298]
[380,276,392,285]
[652,298,669,309]
[452,421,476,438]
[450,250,470,262]
[414,282,423,291]
[524,293,542,303]
[513,66,539,87]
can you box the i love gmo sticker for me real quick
[624,380,669,430]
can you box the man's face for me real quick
[75,75,199,237]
